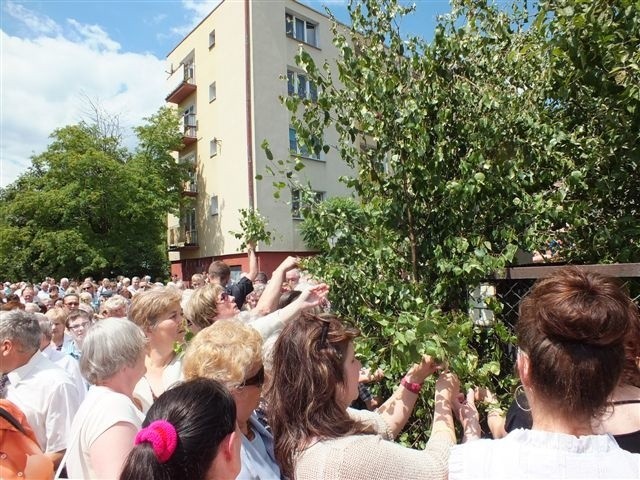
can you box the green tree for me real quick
[0,106,188,280]
[538,0,640,262]
[264,0,639,444]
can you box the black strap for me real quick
[611,399,640,406]
[0,405,27,435]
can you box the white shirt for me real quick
[6,351,80,452]
[41,344,87,402]
[54,332,74,353]
[37,290,50,301]
[66,386,144,479]
[132,353,184,414]
[450,428,640,479]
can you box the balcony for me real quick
[182,178,197,197]
[181,114,197,148]
[168,226,199,251]
[166,64,197,104]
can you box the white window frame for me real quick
[183,104,196,136]
[209,81,217,102]
[183,61,195,82]
[285,12,318,47]
[287,70,318,102]
[210,194,219,216]
[291,189,325,219]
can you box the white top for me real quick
[450,428,640,479]
[243,310,284,362]
[6,351,80,452]
[65,386,144,479]
[132,353,184,414]
[41,344,87,402]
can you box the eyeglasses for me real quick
[69,321,90,331]
[241,365,265,388]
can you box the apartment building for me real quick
[165,0,353,282]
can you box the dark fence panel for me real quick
[491,263,640,331]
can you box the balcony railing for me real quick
[166,64,197,104]
[182,178,197,196]
[181,114,197,147]
[168,226,199,250]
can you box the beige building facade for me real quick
[166,0,352,282]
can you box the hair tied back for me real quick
[134,419,178,463]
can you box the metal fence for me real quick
[490,263,640,331]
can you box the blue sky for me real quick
[0,0,452,187]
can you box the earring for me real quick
[514,384,531,412]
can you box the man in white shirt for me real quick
[37,281,51,301]
[128,276,141,295]
[0,309,80,468]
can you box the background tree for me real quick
[0,106,188,280]
[263,0,639,444]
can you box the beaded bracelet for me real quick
[400,377,423,394]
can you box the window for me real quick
[180,153,197,193]
[210,195,219,216]
[287,70,317,102]
[289,126,321,160]
[183,207,197,244]
[210,138,218,157]
[285,13,318,47]
[287,71,295,96]
[183,105,196,137]
[209,82,217,102]
[209,29,216,48]
[184,61,195,82]
[291,189,325,219]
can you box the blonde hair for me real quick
[183,284,225,330]
[79,292,93,304]
[128,287,182,330]
[183,320,262,390]
[45,306,67,324]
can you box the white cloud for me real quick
[4,1,62,36]
[170,0,221,37]
[0,9,167,187]
[67,19,121,52]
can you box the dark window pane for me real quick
[285,14,293,37]
[295,18,305,41]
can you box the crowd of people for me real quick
[1,257,639,479]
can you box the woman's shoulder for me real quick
[84,387,141,417]
[346,408,392,439]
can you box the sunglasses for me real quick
[218,291,230,303]
[241,365,265,388]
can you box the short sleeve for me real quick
[45,380,79,452]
